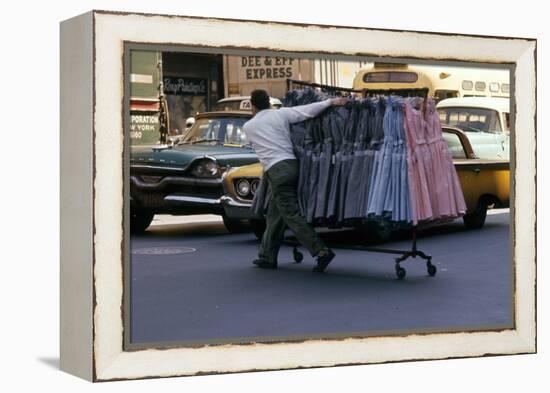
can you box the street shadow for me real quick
[37,357,59,370]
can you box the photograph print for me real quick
[126,47,513,347]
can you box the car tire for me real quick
[463,199,488,229]
[222,215,251,233]
[250,218,266,240]
[130,208,154,233]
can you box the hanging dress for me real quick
[403,99,434,224]
[326,105,348,222]
[314,111,334,220]
[424,98,467,219]
[344,98,369,220]
[338,101,358,223]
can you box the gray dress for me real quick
[314,112,334,220]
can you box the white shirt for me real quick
[243,99,332,171]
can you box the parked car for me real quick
[436,97,510,160]
[213,96,283,112]
[442,125,509,228]
[222,126,510,240]
[130,111,259,233]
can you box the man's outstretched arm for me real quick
[280,97,348,124]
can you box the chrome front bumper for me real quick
[130,174,224,212]
[164,195,222,205]
[219,195,258,219]
[130,175,222,190]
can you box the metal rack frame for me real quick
[285,79,430,99]
[286,78,363,94]
[286,227,435,279]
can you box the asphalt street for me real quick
[129,210,512,346]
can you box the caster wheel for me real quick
[396,266,406,280]
[293,249,304,263]
[427,262,437,277]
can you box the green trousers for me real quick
[259,159,326,263]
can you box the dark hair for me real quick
[250,89,271,111]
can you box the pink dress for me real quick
[404,100,433,224]
[404,99,466,224]
[424,99,466,219]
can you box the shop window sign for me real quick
[164,76,207,96]
[130,113,160,145]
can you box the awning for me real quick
[130,99,160,112]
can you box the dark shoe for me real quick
[253,259,277,269]
[313,249,335,272]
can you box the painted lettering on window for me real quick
[241,56,295,80]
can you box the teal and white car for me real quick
[437,97,510,160]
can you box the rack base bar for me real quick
[282,227,437,279]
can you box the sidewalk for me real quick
[150,214,223,227]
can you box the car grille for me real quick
[134,191,165,207]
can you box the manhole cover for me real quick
[131,246,196,255]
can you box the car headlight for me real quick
[236,179,251,197]
[191,159,220,178]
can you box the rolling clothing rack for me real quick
[283,80,435,279]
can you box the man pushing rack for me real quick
[243,89,348,272]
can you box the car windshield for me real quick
[437,107,502,133]
[179,116,249,145]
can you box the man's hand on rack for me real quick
[330,97,349,106]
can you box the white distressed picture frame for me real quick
[60,10,536,382]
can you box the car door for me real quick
[465,131,509,160]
